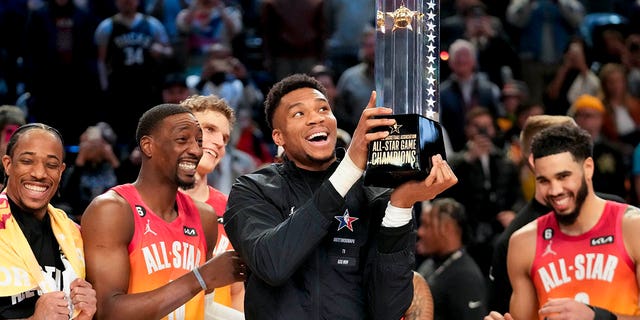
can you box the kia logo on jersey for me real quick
[590,235,614,246]
[183,226,197,237]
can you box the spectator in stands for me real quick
[443,107,523,275]
[545,38,601,116]
[569,94,629,200]
[309,64,337,107]
[24,0,100,140]
[0,105,26,190]
[447,1,519,88]
[599,62,640,148]
[161,72,193,104]
[416,198,488,320]
[176,0,243,75]
[624,34,640,99]
[95,0,173,147]
[58,122,120,221]
[440,39,503,152]
[323,0,374,79]
[334,25,376,134]
[506,0,585,106]
[260,0,326,81]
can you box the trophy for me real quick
[363,0,446,188]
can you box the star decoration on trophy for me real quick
[377,10,386,34]
[386,4,423,31]
[365,0,446,188]
[424,0,439,121]
[389,123,403,134]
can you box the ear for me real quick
[528,153,535,171]
[272,129,284,147]
[2,155,10,176]
[583,157,595,180]
[139,136,153,158]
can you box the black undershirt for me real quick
[0,198,65,319]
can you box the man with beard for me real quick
[80,104,246,319]
[485,125,640,320]
[224,74,458,319]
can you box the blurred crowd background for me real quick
[2,0,640,302]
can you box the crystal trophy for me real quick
[363,0,446,188]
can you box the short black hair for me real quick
[264,73,328,130]
[136,103,193,146]
[3,123,65,187]
[530,124,592,162]
[6,123,65,158]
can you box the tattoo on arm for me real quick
[624,205,640,218]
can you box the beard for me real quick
[550,177,588,226]
[302,149,336,168]
[177,174,196,190]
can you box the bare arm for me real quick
[229,282,245,312]
[507,224,539,320]
[403,272,433,320]
[81,192,243,320]
[619,205,640,320]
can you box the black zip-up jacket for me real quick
[224,154,415,319]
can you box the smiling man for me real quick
[81,104,246,320]
[223,73,458,319]
[485,125,640,320]
[0,124,96,319]
[179,94,246,312]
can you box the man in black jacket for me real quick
[224,74,457,319]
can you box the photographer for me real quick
[57,123,120,221]
[462,2,520,88]
[442,107,524,276]
[545,38,601,115]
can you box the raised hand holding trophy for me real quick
[363,0,446,188]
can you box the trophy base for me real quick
[363,114,446,188]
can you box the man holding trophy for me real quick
[223,1,454,318]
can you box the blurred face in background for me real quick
[573,109,603,138]
[313,74,336,106]
[163,85,192,104]
[449,47,475,79]
[603,69,627,98]
[466,113,496,139]
[416,206,451,256]
[116,0,139,15]
[360,32,376,66]
[0,124,19,156]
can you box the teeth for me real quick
[179,162,197,170]
[551,196,570,208]
[307,132,327,140]
[25,184,46,192]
